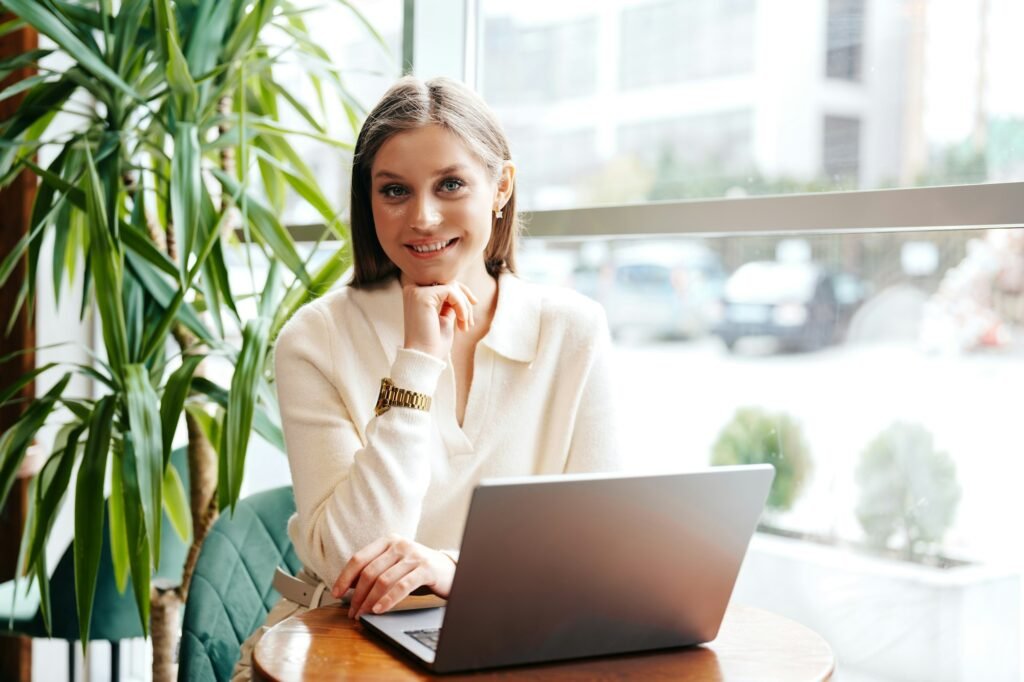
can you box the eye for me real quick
[379,184,407,198]
[439,177,465,193]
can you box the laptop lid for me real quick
[418,464,775,672]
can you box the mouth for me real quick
[405,237,459,258]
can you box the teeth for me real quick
[411,239,453,253]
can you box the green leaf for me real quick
[243,117,354,149]
[0,76,72,179]
[24,423,85,578]
[259,259,282,320]
[0,74,51,104]
[125,364,163,568]
[0,363,59,408]
[108,450,129,593]
[112,0,148,73]
[184,0,233,80]
[262,77,325,133]
[122,218,179,281]
[164,17,199,121]
[191,377,284,454]
[184,403,222,458]
[170,123,201,278]
[253,144,345,239]
[0,17,27,38]
[211,168,311,287]
[162,464,192,544]
[159,354,204,467]
[82,145,129,376]
[125,249,215,347]
[207,240,240,327]
[34,546,51,636]
[73,395,114,648]
[120,440,151,636]
[221,317,271,509]
[2,0,143,104]
[272,243,351,342]
[0,373,72,509]
[0,48,52,81]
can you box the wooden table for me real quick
[253,604,834,681]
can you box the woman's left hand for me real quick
[332,534,456,619]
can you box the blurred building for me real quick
[480,0,978,210]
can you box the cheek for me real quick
[371,201,405,236]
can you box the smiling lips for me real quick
[406,237,459,258]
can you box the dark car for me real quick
[714,261,863,352]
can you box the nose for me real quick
[409,193,442,231]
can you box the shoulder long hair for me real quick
[349,76,519,287]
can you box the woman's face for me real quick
[369,124,513,287]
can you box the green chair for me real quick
[0,448,189,682]
[177,486,301,682]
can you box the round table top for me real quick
[253,603,834,681]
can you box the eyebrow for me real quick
[373,164,468,181]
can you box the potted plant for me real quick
[732,421,1019,681]
[0,2,381,679]
[855,421,961,562]
[710,405,812,522]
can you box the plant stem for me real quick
[150,585,180,682]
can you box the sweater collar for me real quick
[354,272,540,365]
[481,272,540,363]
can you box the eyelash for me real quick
[379,177,466,198]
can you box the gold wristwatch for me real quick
[374,377,432,416]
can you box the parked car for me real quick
[714,261,863,352]
[604,240,726,340]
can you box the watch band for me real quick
[375,377,432,416]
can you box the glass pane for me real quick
[272,0,404,225]
[517,225,1024,680]
[480,0,1024,210]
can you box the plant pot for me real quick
[731,532,1021,681]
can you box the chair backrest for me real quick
[177,486,301,682]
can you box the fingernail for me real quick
[372,603,382,614]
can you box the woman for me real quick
[233,75,621,679]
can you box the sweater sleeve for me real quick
[274,304,446,584]
[563,306,625,474]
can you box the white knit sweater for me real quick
[273,272,622,584]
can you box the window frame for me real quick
[396,0,1024,243]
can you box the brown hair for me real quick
[349,76,519,287]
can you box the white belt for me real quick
[272,567,346,609]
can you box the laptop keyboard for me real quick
[405,627,441,651]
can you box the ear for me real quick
[493,160,516,212]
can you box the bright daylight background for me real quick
[30,1,1024,680]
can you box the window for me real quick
[619,0,756,89]
[825,0,865,81]
[482,15,598,104]
[273,1,404,226]
[481,0,1024,209]
[823,114,861,185]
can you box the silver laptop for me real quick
[360,464,774,673]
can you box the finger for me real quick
[358,562,422,618]
[442,286,473,330]
[457,281,479,305]
[348,549,400,618]
[333,536,391,597]
[372,566,432,615]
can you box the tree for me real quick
[0,1,380,678]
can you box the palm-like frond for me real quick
[0,0,370,646]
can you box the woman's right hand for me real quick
[402,281,477,360]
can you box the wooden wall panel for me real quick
[0,11,39,682]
